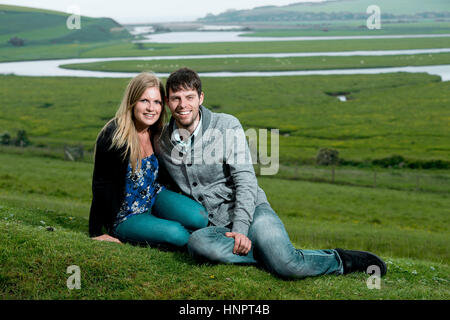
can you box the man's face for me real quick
[167,87,204,134]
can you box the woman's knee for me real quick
[162,223,190,247]
[186,208,209,230]
[116,217,190,248]
[154,189,208,230]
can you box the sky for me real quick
[0,0,327,23]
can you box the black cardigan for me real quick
[88,120,129,237]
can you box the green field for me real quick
[0,4,131,46]
[1,36,450,63]
[280,0,450,15]
[1,2,449,301]
[2,73,448,164]
[200,0,450,22]
[0,151,448,299]
[60,52,450,73]
[1,71,449,299]
[199,0,450,37]
[243,21,450,37]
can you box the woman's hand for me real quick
[92,234,122,244]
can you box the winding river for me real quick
[1,48,450,80]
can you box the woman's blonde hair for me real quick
[102,72,167,173]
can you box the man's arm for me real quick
[224,116,259,254]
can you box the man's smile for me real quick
[176,110,192,117]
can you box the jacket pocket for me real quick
[212,183,235,202]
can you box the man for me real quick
[156,67,387,279]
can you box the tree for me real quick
[8,36,24,46]
[316,148,339,183]
[14,130,30,147]
[316,148,339,166]
[1,132,11,145]
[135,42,145,50]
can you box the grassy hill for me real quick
[199,0,450,36]
[0,150,449,299]
[0,4,132,47]
[0,71,448,299]
[200,0,450,22]
[282,0,450,15]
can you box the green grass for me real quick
[0,151,447,265]
[0,4,72,15]
[1,73,449,165]
[60,52,450,73]
[0,40,129,62]
[0,4,131,46]
[1,210,448,299]
[260,177,449,262]
[1,38,449,298]
[0,151,448,299]
[51,37,450,57]
[200,0,450,23]
[280,0,450,15]
[243,21,450,37]
[0,71,448,298]
[1,37,450,63]
[198,0,450,38]
[0,152,92,204]
[268,165,450,194]
[1,144,447,195]
[1,1,449,300]
[204,74,450,164]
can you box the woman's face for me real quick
[133,86,163,131]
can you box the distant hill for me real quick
[199,0,450,23]
[0,4,132,47]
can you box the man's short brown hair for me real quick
[166,67,202,98]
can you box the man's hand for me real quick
[225,232,252,255]
[92,234,122,244]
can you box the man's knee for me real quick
[188,228,219,261]
[250,205,308,278]
[250,206,284,243]
[252,204,281,225]
[187,227,235,263]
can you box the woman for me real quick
[89,72,208,246]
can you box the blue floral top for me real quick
[115,154,164,227]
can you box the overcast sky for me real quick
[0,0,326,23]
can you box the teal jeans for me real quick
[113,189,208,247]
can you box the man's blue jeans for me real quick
[188,203,344,279]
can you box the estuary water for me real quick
[1,49,450,80]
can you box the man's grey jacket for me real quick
[155,105,269,236]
